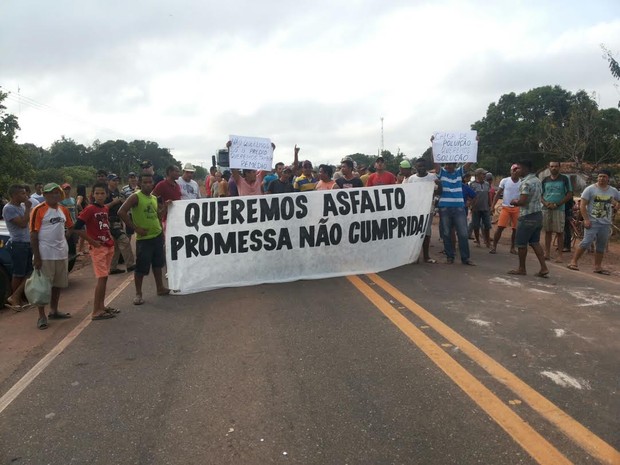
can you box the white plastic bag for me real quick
[25,270,52,306]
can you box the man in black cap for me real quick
[293,160,318,192]
[141,160,163,185]
[122,172,139,198]
[267,166,295,194]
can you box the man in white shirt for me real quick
[30,182,45,204]
[490,164,522,254]
[177,163,201,200]
[407,159,439,263]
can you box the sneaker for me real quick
[463,260,476,266]
[109,269,124,275]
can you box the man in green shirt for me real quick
[118,173,170,305]
[541,161,572,262]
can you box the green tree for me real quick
[193,165,207,181]
[48,136,90,168]
[473,86,583,175]
[346,153,374,171]
[589,107,620,166]
[541,91,599,169]
[601,44,620,107]
[32,166,97,188]
[417,147,433,167]
[0,90,33,196]
[89,139,181,178]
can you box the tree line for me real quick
[1,84,619,197]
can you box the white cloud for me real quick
[2,0,619,168]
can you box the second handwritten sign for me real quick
[229,135,273,170]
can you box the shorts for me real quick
[497,206,519,229]
[515,212,543,248]
[40,259,69,288]
[91,245,114,278]
[135,233,165,276]
[8,241,33,278]
[579,223,611,253]
[542,208,565,233]
[471,210,492,230]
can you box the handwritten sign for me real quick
[229,135,273,170]
[432,131,478,163]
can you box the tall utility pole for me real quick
[380,117,384,155]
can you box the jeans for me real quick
[439,207,470,262]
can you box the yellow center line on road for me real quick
[365,273,620,465]
[347,274,572,465]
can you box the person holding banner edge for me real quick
[431,135,475,265]
[118,173,170,305]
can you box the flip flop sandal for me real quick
[535,271,550,278]
[593,269,611,275]
[424,258,437,264]
[92,313,116,321]
[37,317,48,330]
[157,289,171,296]
[48,312,72,319]
[133,296,145,305]
[507,270,526,275]
[566,264,579,271]
[104,307,121,314]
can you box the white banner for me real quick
[228,135,273,170]
[165,183,435,295]
[432,130,478,163]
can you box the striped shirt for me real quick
[293,174,318,192]
[437,167,465,208]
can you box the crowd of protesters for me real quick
[1,142,619,330]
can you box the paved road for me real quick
[0,242,618,465]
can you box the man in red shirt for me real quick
[153,165,182,203]
[367,156,396,186]
[152,165,181,226]
[73,182,118,320]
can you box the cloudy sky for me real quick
[2,0,619,168]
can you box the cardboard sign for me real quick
[432,131,478,163]
[228,135,273,170]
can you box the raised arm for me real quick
[293,144,300,174]
[430,135,441,173]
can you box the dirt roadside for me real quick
[0,253,133,390]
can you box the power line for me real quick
[1,85,125,140]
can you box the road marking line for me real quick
[0,275,133,415]
[347,275,572,465]
[366,273,620,465]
